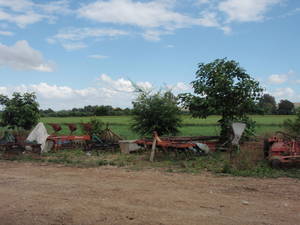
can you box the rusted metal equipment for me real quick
[135,131,218,158]
[0,131,41,156]
[64,123,77,134]
[264,132,300,168]
[46,123,90,151]
[83,123,122,152]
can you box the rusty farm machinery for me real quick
[44,123,121,152]
[264,132,300,168]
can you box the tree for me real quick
[258,94,277,114]
[283,108,300,136]
[0,92,40,130]
[277,99,295,115]
[131,90,182,136]
[180,58,263,142]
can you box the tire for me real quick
[270,159,281,169]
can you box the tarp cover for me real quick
[231,122,246,145]
[26,122,49,153]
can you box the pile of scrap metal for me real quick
[264,131,300,168]
[0,130,42,156]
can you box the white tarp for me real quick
[231,122,246,145]
[26,122,49,153]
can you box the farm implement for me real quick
[45,123,91,151]
[264,132,300,168]
[135,131,218,158]
[45,123,121,152]
[0,131,41,157]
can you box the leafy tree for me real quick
[131,90,182,136]
[258,94,277,114]
[180,58,263,142]
[283,108,300,136]
[0,92,40,130]
[277,99,295,115]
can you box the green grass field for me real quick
[40,115,296,139]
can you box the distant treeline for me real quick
[40,105,132,117]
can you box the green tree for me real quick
[258,94,277,114]
[0,92,40,130]
[131,90,182,136]
[277,99,295,115]
[180,58,263,142]
[283,108,300,136]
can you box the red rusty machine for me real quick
[264,132,300,168]
[46,123,90,151]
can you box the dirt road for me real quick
[0,161,299,225]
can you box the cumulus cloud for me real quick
[0,75,154,109]
[218,0,281,23]
[167,82,191,92]
[78,0,227,40]
[0,40,54,72]
[272,87,295,98]
[268,70,295,84]
[98,74,153,93]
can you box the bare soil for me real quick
[0,161,299,225]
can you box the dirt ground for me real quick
[0,161,299,225]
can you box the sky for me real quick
[0,0,299,110]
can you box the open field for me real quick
[0,161,299,225]
[40,115,296,139]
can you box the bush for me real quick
[283,108,300,136]
[131,90,182,136]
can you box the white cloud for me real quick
[88,54,108,59]
[0,40,54,72]
[78,0,192,29]
[0,30,13,36]
[48,27,128,49]
[272,87,295,98]
[52,27,128,41]
[78,0,226,40]
[167,82,191,92]
[0,75,154,109]
[0,0,71,27]
[218,0,281,23]
[268,70,295,84]
[61,42,87,51]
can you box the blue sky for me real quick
[0,0,299,109]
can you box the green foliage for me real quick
[283,108,300,136]
[89,118,104,135]
[131,90,182,136]
[258,94,277,115]
[180,58,263,142]
[0,92,40,130]
[278,99,295,115]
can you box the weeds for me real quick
[0,146,299,179]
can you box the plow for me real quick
[44,123,121,152]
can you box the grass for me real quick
[38,115,295,139]
[1,145,299,179]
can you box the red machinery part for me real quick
[267,136,300,168]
